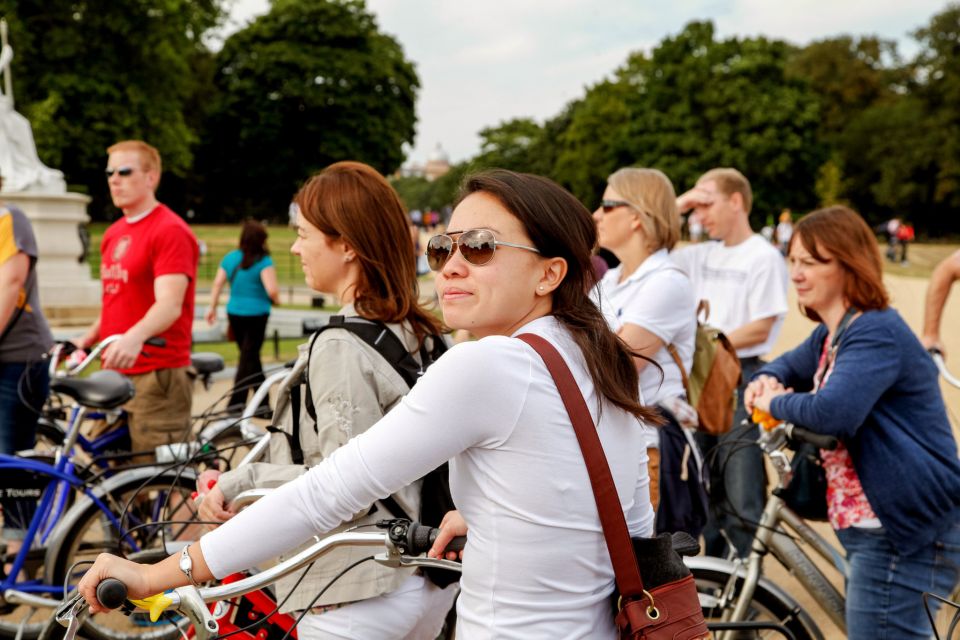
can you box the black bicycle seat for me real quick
[191,352,225,375]
[51,370,135,410]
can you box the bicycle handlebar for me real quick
[785,424,839,451]
[89,520,465,626]
[929,349,960,389]
[53,335,166,376]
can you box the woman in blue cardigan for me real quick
[745,205,960,640]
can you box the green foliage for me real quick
[197,0,419,220]
[0,0,223,216]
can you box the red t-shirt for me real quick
[99,204,198,374]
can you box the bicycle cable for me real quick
[274,556,376,640]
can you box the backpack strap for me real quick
[300,315,447,521]
[304,315,441,423]
[665,343,691,400]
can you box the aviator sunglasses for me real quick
[426,228,540,271]
[104,166,136,178]
[600,199,632,213]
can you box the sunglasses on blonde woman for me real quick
[426,228,540,271]
[600,200,632,213]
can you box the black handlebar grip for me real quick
[405,522,467,555]
[788,425,839,451]
[427,528,467,554]
[144,337,167,348]
[96,579,128,610]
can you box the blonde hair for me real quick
[106,140,162,176]
[698,167,752,214]
[607,167,680,251]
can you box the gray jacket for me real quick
[216,306,424,611]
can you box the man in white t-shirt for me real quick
[672,168,789,559]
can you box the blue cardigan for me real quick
[756,308,960,554]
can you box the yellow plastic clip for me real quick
[129,592,175,623]
[751,408,781,431]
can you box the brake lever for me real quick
[55,593,88,640]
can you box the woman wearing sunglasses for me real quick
[78,170,658,638]
[592,168,705,537]
[195,161,455,639]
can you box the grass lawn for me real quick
[87,223,960,284]
[88,223,304,287]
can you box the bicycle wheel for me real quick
[692,565,823,640]
[48,470,200,640]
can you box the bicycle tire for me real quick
[0,451,78,640]
[692,564,823,640]
[47,470,199,640]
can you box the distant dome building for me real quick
[424,143,451,181]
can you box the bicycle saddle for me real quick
[191,352,225,375]
[51,370,135,410]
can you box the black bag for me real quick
[655,420,709,538]
[779,441,829,521]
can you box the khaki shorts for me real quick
[126,366,192,461]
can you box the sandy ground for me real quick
[195,271,960,639]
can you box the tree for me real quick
[911,3,960,219]
[0,0,223,218]
[197,0,419,220]
[472,117,544,172]
[786,36,903,142]
[618,22,824,219]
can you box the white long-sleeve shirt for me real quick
[200,316,655,639]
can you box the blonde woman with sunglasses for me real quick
[592,168,705,537]
[79,170,658,639]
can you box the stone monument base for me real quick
[2,191,100,325]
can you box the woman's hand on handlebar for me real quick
[428,510,467,561]
[198,485,236,530]
[744,375,780,412]
[77,553,153,615]
[750,377,791,414]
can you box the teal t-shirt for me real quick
[220,249,274,316]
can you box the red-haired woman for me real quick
[744,206,960,639]
[201,162,455,639]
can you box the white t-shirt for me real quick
[200,316,654,640]
[671,235,789,358]
[594,249,696,406]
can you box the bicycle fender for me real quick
[684,554,810,617]
[42,465,199,585]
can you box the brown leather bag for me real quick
[518,334,711,640]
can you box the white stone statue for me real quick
[0,19,65,194]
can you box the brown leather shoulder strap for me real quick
[665,343,691,398]
[516,333,645,598]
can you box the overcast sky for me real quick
[221,0,951,166]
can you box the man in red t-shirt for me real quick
[74,140,198,459]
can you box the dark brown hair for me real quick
[459,170,658,423]
[295,161,442,344]
[239,219,269,269]
[791,205,890,322]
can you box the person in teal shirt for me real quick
[206,220,280,413]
